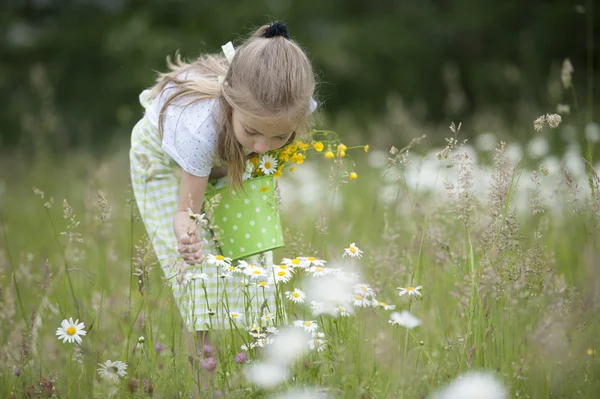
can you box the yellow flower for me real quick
[279,151,290,163]
[349,172,358,179]
[364,145,369,152]
[298,141,310,151]
[293,153,305,165]
[290,167,296,172]
[312,142,324,152]
[273,164,284,178]
[337,144,347,152]
[338,150,346,158]
[325,151,334,159]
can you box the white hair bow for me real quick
[218,41,236,84]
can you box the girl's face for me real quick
[232,109,293,154]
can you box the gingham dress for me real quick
[129,90,276,332]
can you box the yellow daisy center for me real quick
[66,327,76,336]
[292,292,300,298]
[279,265,288,269]
[215,255,224,261]
[307,257,316,261]
[407,287,415,291]
[314,267,324,273]
[253,270,262,275]
[349,247,357,253]
[228,265,235,271]
[354,294,363,300]
[231,313,239,318]
[292,259,301,265]
[277,271,286,276]
[360,286,367,292]
[379,302,387,306]
[304,321,312,327]
[258,282,267,287]
[265,161,272,169]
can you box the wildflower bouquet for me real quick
[205,130,367,260]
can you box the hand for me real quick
[177,231,205,265]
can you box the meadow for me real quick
[1,111,600,399]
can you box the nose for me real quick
[253,139,269,154]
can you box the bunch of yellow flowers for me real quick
[247,129,368,180]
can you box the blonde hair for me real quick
[149,23,316,189]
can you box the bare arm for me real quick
[174,171,209,265]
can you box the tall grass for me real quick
[1,119,599,398]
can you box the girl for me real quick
[129,21,316,392]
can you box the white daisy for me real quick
[352,293,373,307]
[206,254,232,267]
[245,266,266,279]
[397,285,423,297]
[255,280,273,290]
[248,324,265,339]
[281,258,304,268]
[237,260,253,270]
[343,243,363,258]
[184,272,208,282]
[354,283,375,297]
[261,313,276,323]
[56,318,87,344]
[220,272,234,279]
[388,311,421,329]
[308,332,327,352]
[373,300,396,310]
[299,256,326,268]
[285,289,306,303]
[266,326,279,335]
[228,311,244,321]
[293,320,319,333]
[97,360,127,383]
[307,265,333,277]
[258,154,278,175]
[272,266,293,283]
[222,264,239,274]
[336,305,352,317]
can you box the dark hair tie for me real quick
[263,21,290,39]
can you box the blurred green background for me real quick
[1,0,598,155]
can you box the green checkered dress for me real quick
[129,96,277,332]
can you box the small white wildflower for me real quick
[389,311,421,329]
[207,254,232,267]
[228,311,243,321]
[56,318,87,344]
[298,256,326,268]
[352,293,374,307]
[293,320,319,333]
[285,288,306,303]
[343,243,363,258]
[353,283,375,297]
[545,113,562,129]
[261,313,276,323]
[272,266,293,283]
[397,285,423,297]
[259,154,278,175]
[281,258,304,268]
[373,300,396,310]
[266,326,279,335]
[533,115,546,132]
[97,360,127,383]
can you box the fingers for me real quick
[177,234,205,264]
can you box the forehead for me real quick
[238,112,295,137]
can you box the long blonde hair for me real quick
[149,23,316,188]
